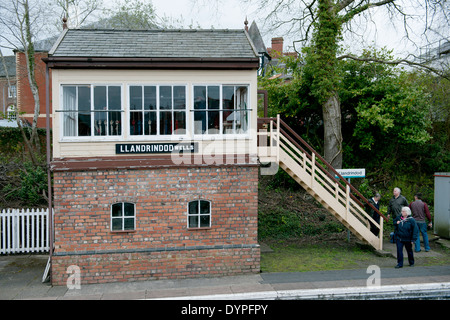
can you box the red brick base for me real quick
[51,246,260,285]
[51,165,259,285]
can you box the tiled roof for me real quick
[50,29,258,59]
[0,56,16,77]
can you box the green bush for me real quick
[3,162,47,207]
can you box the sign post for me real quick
[335,168,366,180]
[335,169,366,242]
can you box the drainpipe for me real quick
[45,63,53,277]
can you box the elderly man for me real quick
[394,207,419,268]
[387,187,408,220]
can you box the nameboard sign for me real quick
[116,142,198,154]
[335,168,365,179]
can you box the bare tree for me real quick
[0,0,47,164]
[0,0,103,164]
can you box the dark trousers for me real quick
[396,239,414,267]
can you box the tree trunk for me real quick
[322,92,342,169]
[23,0,41,157]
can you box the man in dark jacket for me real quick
[394,206,419,268]
[387,187,408,220]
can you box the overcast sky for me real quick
[1,0,441,58]
[152,0,255,30]
[150,0,427,57]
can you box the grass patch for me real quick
[260,241,377,272]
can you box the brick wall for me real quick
[51,165,260,285]
[16,51,52,128]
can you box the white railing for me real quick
[1,208,50,254]
[257,117,387,250]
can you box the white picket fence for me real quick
[0,208,50,254]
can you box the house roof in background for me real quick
[0,56,16,77]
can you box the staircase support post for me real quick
[379,218,384,250]
[345,184,350,220]
[276,114,280,164]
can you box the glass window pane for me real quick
[78,113,91,136]
[174,111,186,134]
[78,86,91,111]
[94,112,107,136]
[144,111,157,135]
[112,218,122,231]
[130,111,143,135]
[160,86,172,110]
[200,200,210,214]
[112,203,123,217]
[63,86,76,110]
[188,216,198,228]
[124,218,135,230]
[109,111,121,135]
[108,86,121,110]
[222,86,234,110]
[160,111,172,135]
[200,215,210,228]
[174,86,186,110]
[77,86,91,136]
[237,86,248,133]
[208,111,220,133]
[124,203,135,216]
[222,86,235,134]
[130,86,142,111]
[94,86,106,110]
[208,86,220,109]
[62,87,77,136]
[144,86,156,110]
[189,201,198,215]
[194,86,206,109]
[194,111,206,134]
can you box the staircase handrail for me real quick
[279,118,388,222]
[258,117,387,222]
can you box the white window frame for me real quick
[192,84,251,140]
[127,84,188,141]
[8,85,16,98]
[59,84,124,141]
[187,199,211,229]
[111,202,136,232]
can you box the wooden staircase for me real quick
[257,116,387,250]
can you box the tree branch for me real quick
[340,0,395,23]
[337,53,450,80]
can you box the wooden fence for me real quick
[1,208,50,254]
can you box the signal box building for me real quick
[45,28,261,285]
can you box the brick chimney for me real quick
[271,37,284,57]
